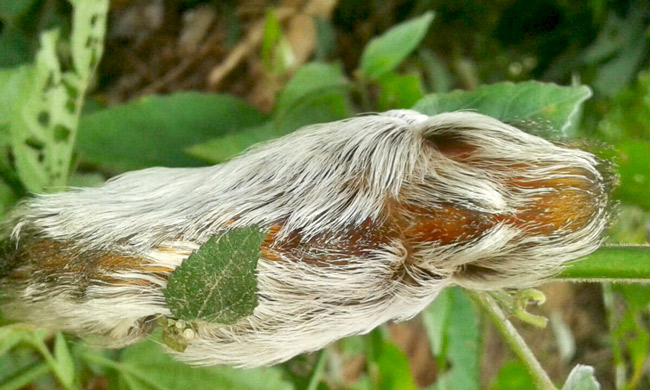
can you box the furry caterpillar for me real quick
[0,110,611,367]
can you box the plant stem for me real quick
[557,245,650,282]
[306,348,329,390]
[469,291,557,390]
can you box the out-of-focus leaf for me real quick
[53,333,75,389]
[359,12,434,80]
[0,27,32,67]
[187,88,351,164]
[423,287,480,390]
[274,62,349,118]
[375,342,416,390]
[164,226,264,323]
[598,70,650,142]
[111,340,294,390]
[0,0,38,21]
[550,312,576,363]
[261,10,295,76]
[377,72,424,110]
[413,81,592,137]
[561,365,600,390]
[418,49,453,93]
[613,141,650,210]
[78,93,266,171]
[365,330,415,390]
[490,361,535,390]
[582,13,648,97]
[607,205,650,244]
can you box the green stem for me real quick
[0,363,50,390]
[557,245,650,282]
[469,291,557,390]
[306,348,329,390]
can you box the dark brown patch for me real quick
[425,132,477,161]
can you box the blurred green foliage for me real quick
[1,0,650,389]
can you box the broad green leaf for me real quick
[560,246,650,281]
[187,88,351,163]
[413,81,592,136]
[423,287,480,390]
[8,0,108,193]
[164,226,265,323]
[377,72,424,110]
[490,361,535,390]
[359,12,434,80]
[112,340,294,390]
[274,62,350,118]
[561,365,600,390]
[78,93,266,171]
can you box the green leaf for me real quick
[597,70,650,142]
[359,12,434,80]
[111,340,294,390]
[164,226,265,323]
[375,342,416,390]
[274,62,350,118]
[260,10,295,75]
[418,49,453,93]
[187,86,351,164]
[559,245,650,281]
[78,93,267,172]
[8,0,108,193]
[377,72,424,110]
[582,13,647,97]
[53,333,75,389]
[612,141,650,210]
[413,81,592,137]
[365,330,415,390]
[423,287,480,390]
[561,365,600,390]
[490,361,536,390]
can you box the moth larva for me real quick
[0,110,611,366]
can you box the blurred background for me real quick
[1,0,650,389]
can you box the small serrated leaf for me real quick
[164,226,266,324]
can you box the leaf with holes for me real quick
[7,0,108,193]
[164,226,266,323]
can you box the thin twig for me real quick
[468,291,557,390]
[306,348,329,390]
[207,7,295,89]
